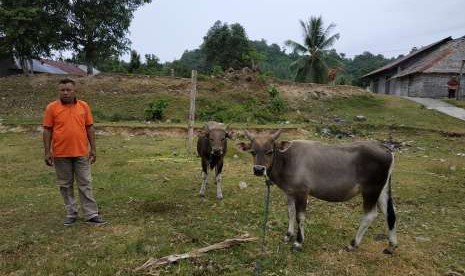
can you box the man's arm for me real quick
[86,125,96,164]
[43,127,54,166]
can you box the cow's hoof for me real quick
[292,242,303,252]
[345,240,358,252]
[216,196,223,201]
[284,233,294,243]
[382,245,397,255]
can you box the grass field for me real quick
[1,127,465,275]
[1,75,465,275]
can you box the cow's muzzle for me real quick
[253,165,266,176]
[211,148,223,155]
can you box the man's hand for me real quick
[44,152,54,166]
[89,150,96,164]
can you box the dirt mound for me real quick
[273,80,368,100]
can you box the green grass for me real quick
[1,129,465,275]
[1,74,465,275]
[3,75,465,134]
[444,98,465,109]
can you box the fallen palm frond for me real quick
[134,235,257,273]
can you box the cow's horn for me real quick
[271,129,282,140]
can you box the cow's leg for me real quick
[347,198,378,251]
[293,194,308,251]
[284,195,296,243]
[215,160,224,200]
[377,177,397,254]
[199,159,209,197]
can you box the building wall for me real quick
[392,79,401,95]
[400,77,410,96]
[378,76,386,94]
[419,73,465,98]
[406,75,424,97]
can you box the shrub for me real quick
[212,65,224,76]
[144,99,168,121]
[267,86,286,113]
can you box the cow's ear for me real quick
[237,142,251,151]
[197,130,207,137]
[277,141,292,152]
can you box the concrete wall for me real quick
[400,77,410,96]
[420,73,465,98]
[370,73,465,98]
[406,75,424,97]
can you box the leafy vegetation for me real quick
[144,99,168,121]
[285,16,340,83]
[200,20,252,71]
[0,0,152,75]
[0,0,69,75]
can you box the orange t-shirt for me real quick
[43,100,94,157]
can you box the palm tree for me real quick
[285,16,340,83]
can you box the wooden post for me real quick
[170,69,175,78]
[457,60,465,100]
[187,70,197,157]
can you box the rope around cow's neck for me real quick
[255,174,273,276]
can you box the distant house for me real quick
[0,55,99,77]
[363,36,465,98]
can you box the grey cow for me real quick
[197,121,232,200]
[239,129,397,254]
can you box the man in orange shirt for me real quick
[43,78,105,226]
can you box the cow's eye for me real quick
[266,149,273,155]
[250,150,256,156]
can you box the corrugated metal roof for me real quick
[41,59,87,75]
[391,37,465,79]
[362,37,453,78]
[10,57,98,75]
[13,58,68,74]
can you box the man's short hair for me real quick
[59,78,76,86]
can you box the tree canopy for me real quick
[285,16,340,83]
[0,0,151,75]
[69,0,152,74]
[0,0,69,74]
[201,21,251,71]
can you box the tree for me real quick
[97,55,128,73]
[249,39,297,80]
[128,49,141,73]
[0,0,69,75]
[201,20,251,71]
[285,16,340,83]
[346,51,394,86]
[145,54,161,71]
[68,0,151,75]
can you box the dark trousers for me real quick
[448,89,456,99]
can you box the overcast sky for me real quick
[127,0,465,62]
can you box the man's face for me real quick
[58,83,76,104]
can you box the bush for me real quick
[144,99,168,121]
[212,65,224,76]
[267,86,286,113]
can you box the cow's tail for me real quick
[385,152,396,231]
